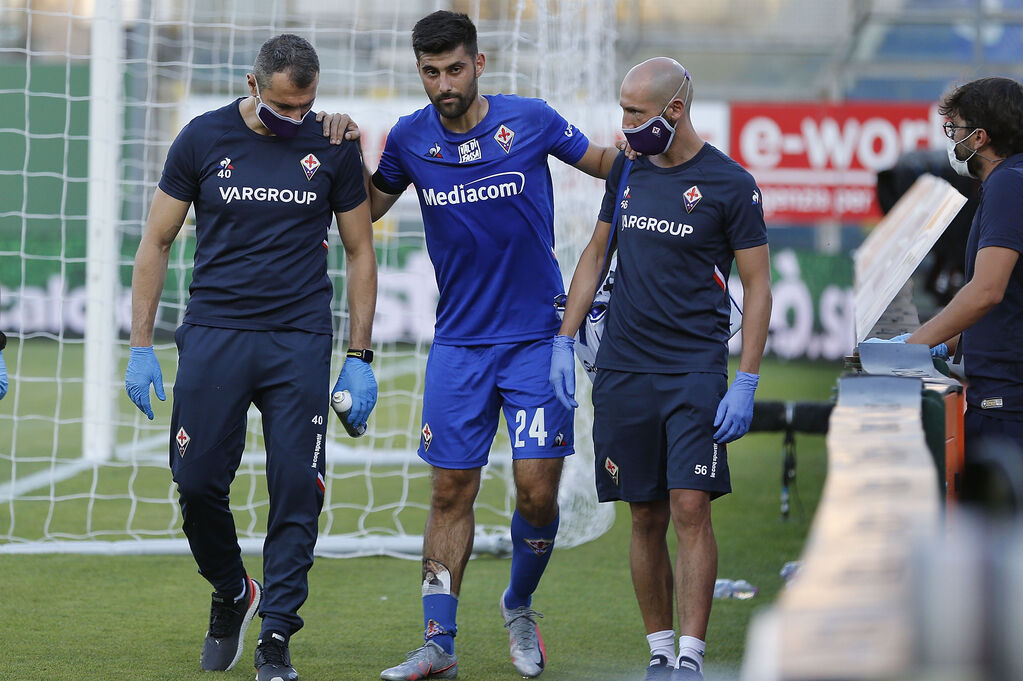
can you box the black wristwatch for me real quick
[0,331,6,351]
[346,348,373,363]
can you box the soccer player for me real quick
[871,77,1023,457]
[325,10,618,680]
[551,57,772,681]
[124,34,378,681]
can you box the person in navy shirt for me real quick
[553,58,772,681]
[324,10,618,680]
[124,34,377,681]
[900,77,1023,461]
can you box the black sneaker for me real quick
[200,576,262,671]
[644,654,674,680]
[255,631,298,681]
[671,656,704,680]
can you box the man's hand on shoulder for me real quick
[316,111,361,146]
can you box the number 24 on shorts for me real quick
[513,408,547,447]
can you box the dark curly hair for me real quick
[939,77,1023,158]
[412,10,478,60]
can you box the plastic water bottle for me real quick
[330,390,367,437]
[714,578,758,600]
[780,561,802,582]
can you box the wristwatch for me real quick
[346,348,373,363]
[0,331,6,351]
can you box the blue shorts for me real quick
[592,370,730,502]
[418,339,575,469]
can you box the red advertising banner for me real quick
[730,103,944,223]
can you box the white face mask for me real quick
[946,128,979,178]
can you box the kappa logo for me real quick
[422,423,433,451]
[176,427,190,458]
[525,538,554,556]
[300,153,321,181]
[458,138,482,163]
[683,185,702,213]
[427,141,443,158]
[604,457,619,485]
[494,124,515,153]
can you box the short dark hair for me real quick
[411,10,478,60]
[253,34,319,90]
[939,76,1023,158]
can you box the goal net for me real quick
[0,0,617,556]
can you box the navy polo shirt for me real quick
[159,98,366,334]
[595,145,767,374]
[961,152,1023,418]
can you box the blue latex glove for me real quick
[862,332,912,343]
[549,335,577,410]
[0,351,7,400]
[713,371,759,444]
[333,357,377,428]
[863,333,948,359]
[125,346,165,420]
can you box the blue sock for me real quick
[504,511,559,609]
[423,593,457,654]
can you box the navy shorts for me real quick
[592,369,730,502]
[964,407,1023,461]
[418,338,575,469]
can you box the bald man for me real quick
[551,58,772,681]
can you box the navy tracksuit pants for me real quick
[170,323,330,636]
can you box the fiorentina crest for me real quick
[683,185,702,213]
[525,538,554,556]
[300,153,321,180]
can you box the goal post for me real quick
[0,0,617,557]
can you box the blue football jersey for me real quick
[373,94,589,344]
[159,99,366,334]
[595,145,768,374]
[961,153,1023,418]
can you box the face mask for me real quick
[621,72,690,156]
[253,80,308,138]
[946,128,979,178]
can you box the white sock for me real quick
[677,636,706,672]
[646,629,675,661]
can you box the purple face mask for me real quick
[253,79,308,138]
[622,72,690,156]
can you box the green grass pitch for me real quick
[0,340,838,680]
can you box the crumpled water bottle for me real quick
[780,561,802,582]
[714,578,758,600]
